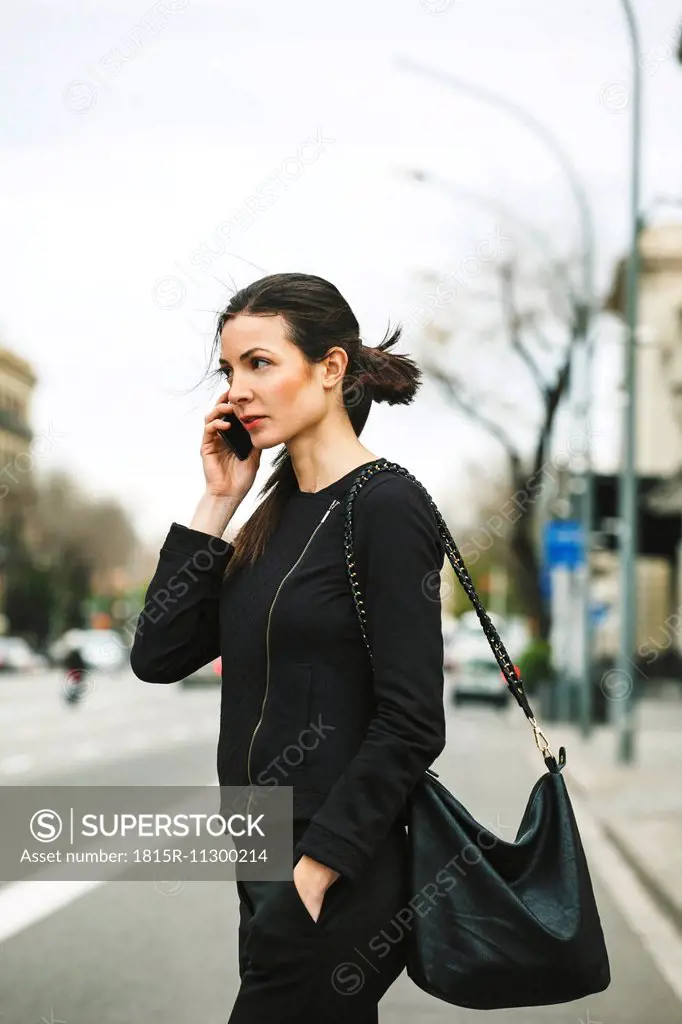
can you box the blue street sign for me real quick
[543,519,585,570]
[589,601,609,625]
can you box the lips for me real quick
[241,416,267,429]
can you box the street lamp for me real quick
[394,56,597,738]
[398,166,569,275]
[616,0,642,764]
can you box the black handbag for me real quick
[343,458,611,1010]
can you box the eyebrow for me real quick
[219,347,274,367]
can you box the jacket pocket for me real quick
[249,662,315,785]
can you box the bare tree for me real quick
[414,250,582,639]
[5,469,138,641]
[27,470,135,570]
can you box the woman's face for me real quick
[219,313,340,448]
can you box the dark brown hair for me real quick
[201,272,422,576]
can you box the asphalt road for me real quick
[1,668,681,1022]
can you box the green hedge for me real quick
[516,639,554,693]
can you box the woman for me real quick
[130,273,446,1022]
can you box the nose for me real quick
[224,373,253,407]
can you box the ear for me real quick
[321,346,349,390]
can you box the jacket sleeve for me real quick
[293,474,446,880]
[129,522,234,684]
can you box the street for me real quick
[1,670,681,1022]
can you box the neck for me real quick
[287,422,377,494]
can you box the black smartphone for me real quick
[219,412,254,460]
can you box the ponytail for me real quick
[349,322,422,407]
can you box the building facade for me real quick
[0,346,37,626]
[596,222,682,667]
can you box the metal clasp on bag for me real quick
[528,716,554,760]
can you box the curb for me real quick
[562,756,682,940]
[600,821,682,939]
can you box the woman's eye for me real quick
[220,357,269,380]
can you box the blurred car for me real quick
[78,630,128,671]
[0,636,47,673]
[441,613,459,652]
[448,630,511,709]
[455,610,509,640]
[48,629,87,665]
[49,628,127,672]
[445,612,519,709]
[443,610,508,672]
[500,615,532,662]
[181,657,222,688]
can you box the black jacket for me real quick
[130,462,446,880]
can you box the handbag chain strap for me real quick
[343,458,559,768]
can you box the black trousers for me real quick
[228,818,411,1023]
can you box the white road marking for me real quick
[0,880,104,944]
[0,778,218,945]
[0,716,217,778]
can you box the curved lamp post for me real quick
[396,0,643,762]
[616,0,642,764]
[394,55,597,738]
[398,166,571,278]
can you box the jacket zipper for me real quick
[246,497,340,813]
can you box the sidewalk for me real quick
[546,689,682,932]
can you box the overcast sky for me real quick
[1,0,681,553]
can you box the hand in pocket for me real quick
[293,859,328,925]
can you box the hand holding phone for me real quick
[200,390,260,499]
[218,409,253,461]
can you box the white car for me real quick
[0,636,46,672]
[444,611,508,670]
[50,629,127,672]
[500,615,532,662]
[445,613,516,709]
[78,631,127,672]
[48,629,88,664]
[448,632,511,709]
